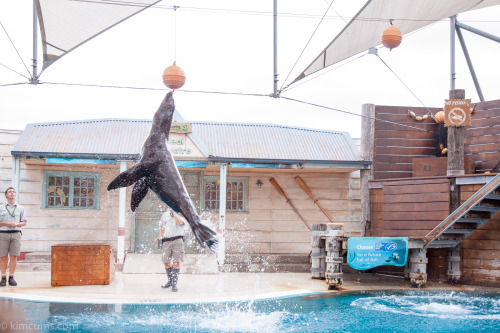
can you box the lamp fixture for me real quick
[256,179,263,188]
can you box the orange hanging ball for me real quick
[162,62,186,90]
[382,25,402,50]
[434,111,445,123]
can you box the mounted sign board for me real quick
[347,237,408,270]
[444,99,471,127]
[170,122,192,134]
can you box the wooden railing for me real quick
[422,173,500,248]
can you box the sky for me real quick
[1,0,499,139]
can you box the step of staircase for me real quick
[16,252,51,271]
[23,251,51,262]
[122,253,219,274]
[222,254,310,273]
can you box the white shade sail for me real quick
[292,0,500,85]
[35,0,161,71]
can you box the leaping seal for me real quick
[107,92,218,250]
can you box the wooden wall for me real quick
[12,163,131,253]
[2,130,363,257]
[373,105,441,179]
[464,100,500,173]
[370,179,499,286]
[204,169,362,256]
[370,177,449,237]
[460,184,500,287]
[371,99,500,179]
[0,130,21,190]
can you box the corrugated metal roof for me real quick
[192,122,362,162]
[12,118,365,164]
[12,119,151,158]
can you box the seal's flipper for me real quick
[131,178,149,212]
[107,164,146,191]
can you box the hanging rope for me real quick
[279,0,335,93]
[173,5,179,63]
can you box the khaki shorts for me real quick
[0,232,22,257]
[161,238,185,263]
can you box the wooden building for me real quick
[361,99,500,287]
[1,114,369,271]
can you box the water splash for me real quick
[12,291,500,332]
[52,302,291,333]
[351,291,500,320]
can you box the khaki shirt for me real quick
[0,203,26,231]
[159,211,185,238]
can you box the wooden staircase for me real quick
[423,173,500,248]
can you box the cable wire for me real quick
[0,21,33,80]
[3,80,434,133]
[0,62,31,80]
[281,96,435,132]
[0,82,29,87]
[41,81,165,91]
[374,53,434,115]
[72,1,500,23]
[39,81,270,97]
[282,52,368,93]
[279,0,335,92]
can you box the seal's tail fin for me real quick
[190,221,218,252]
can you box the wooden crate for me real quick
[51,243,115,286]
[412,157,475,177]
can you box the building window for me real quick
[202,177,247,212]
[43,171,100,209]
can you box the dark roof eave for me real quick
[208,156,372,169]
[11,151,141,160]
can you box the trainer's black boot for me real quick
[0,276,6,287]
[8,276,17,286]
[161,267,173,289]
[171,268,180,292]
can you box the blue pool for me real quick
[0,291,498,332]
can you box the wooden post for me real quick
[408,248,428,288]
[446,90,464,283]
[360,104,375,236]
[325,223,344,290]
[311,223,326,279]
[447,245,461,284]
[447,89,466,176]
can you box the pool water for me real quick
[1,291,499,332]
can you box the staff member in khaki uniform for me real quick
[0,187,27,287]
[155,208,186,292]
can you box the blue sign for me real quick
[347,237,408,270]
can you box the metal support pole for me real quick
[117,161,127,263]
[325,223,344,290]
[12,156,21,204]
[218,163,228,265]
[456,21,500,43]
[408,248,428,288]
[455,26,484,101]
[450,15,456,91]
[447,246,461,284]
[311,223,326,279]
[32,0,39,84]
[273,0,278,98]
